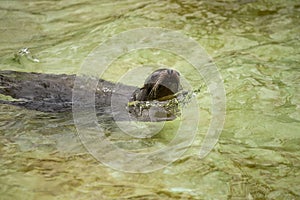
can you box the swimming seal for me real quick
[0,69,181,121]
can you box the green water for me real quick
[0,0,299,199]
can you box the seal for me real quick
[0,69,181,121]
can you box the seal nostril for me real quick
[167,69,173,75]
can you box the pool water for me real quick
[0,0,299,199]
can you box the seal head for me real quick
[131,68,180,101]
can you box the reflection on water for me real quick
[0,0,299,199]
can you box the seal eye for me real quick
[150,72,160,82]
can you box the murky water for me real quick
[0,0,299,199]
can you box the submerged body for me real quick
[0,69,181,121]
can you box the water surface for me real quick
[0,0,299,199]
